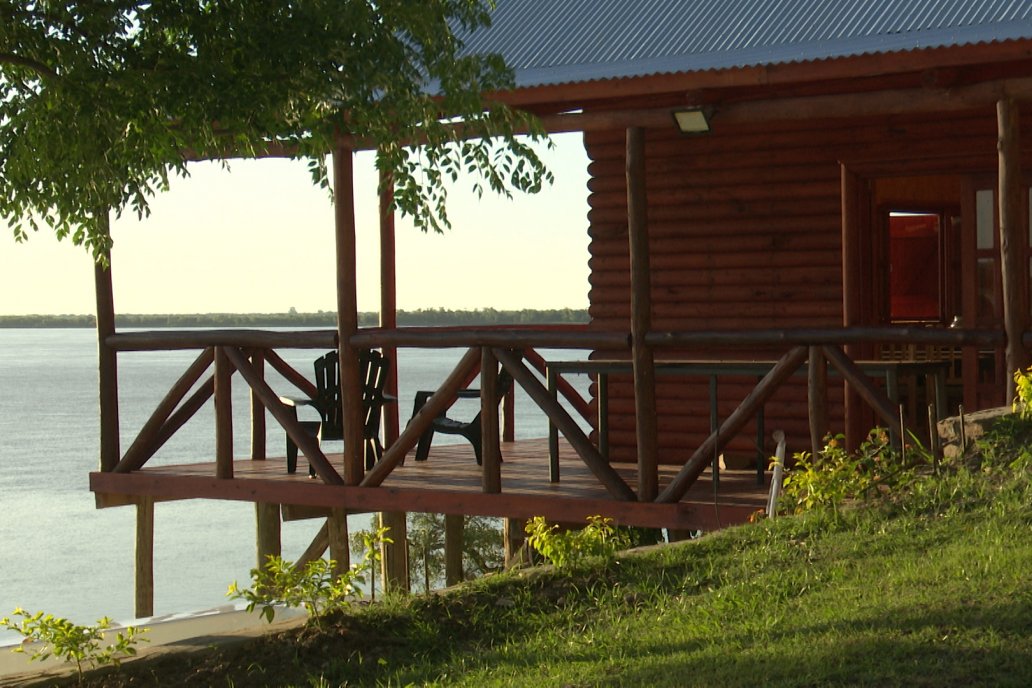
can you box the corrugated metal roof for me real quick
[457,0,1032,88]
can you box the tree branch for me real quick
[0,52,58,80]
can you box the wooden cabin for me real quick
[89,1,1032,611]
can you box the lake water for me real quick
[0,329,589,639]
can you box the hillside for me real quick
[18,423,1032,687]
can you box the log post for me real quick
[94,211,119,472]
[379,166,400,447]
[135,497,154,618]
[841,164,865,449]
[378,511,409,594]
[250,349,266,460]
[255,502,281,567]
[998,99,1030,396]
[808,346,828,457]
[627,127,659,502]
[481,347,502,493]
[328,509,350,575]
[333,141,365,485]
[504,517,527,568]
[214,346,234,479]
[444,514,464,586]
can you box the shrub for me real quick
[525,515,629,568]
[228,526,390,627]
[1,609,147,684]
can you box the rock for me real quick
[937,406,1014,459]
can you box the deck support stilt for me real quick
[328,509,349,575]
[135,497,154,619]
[444,514,464,586]
[379,511,409,593]
[504,517,527,568]
[255,502,281,567]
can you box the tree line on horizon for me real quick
[0,308,589,329]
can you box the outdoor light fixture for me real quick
[672,107,712,134]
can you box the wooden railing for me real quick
[99,325,1008,507]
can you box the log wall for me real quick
[584,107,1015,464]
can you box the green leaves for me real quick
[1,608,148,684]
[1,0,551,257]
[228,525,390,628]
[525,515,628,569]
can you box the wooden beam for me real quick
[350,328,630,350]
[255,502,281,567]
[808,346,828,458]
[998,98,1031,394]
[627,126,659,502]
[821,345,912,433]
[333,142,365,485]
[265,349,319,399]
[250,349,266,460]
[295,523,329,569]
[214,346,234,480]
[223,346,344,485]
[115,348,215,473]
[379,166,400,448]
[657,346,808,503]
[503,518,527,568]
[89,470,756,531]
[108,329,336,352]
[329,509,350,575]
[379,511,409,594]
[481,348,502,494]
[135,497,154,618]
[362,347,482,487]
[94,212,119,472]
[445,514,464,585]
[645,326,1004,348]
[493,348,636,501]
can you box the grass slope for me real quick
[59,454,1032,687]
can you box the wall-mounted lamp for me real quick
[672,107,712,134]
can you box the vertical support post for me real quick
[503,517,526,569]
[502,386,516,442]
[379,511,409,594]
[482,347,502,493]
[627,126,658,501]
[333,141,364,485]
[808,346,829,458]
[379,166,400,448]
[328,508,350,575]
[94,211,119,472]
[841,164,865,449]
[250,349,266,460]
[255,502,281,567]
[444,514,464,586]
[998,98,1030,398]
[214,346,233,479]
[135,497,154,619]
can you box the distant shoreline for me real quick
[0,308,589,329]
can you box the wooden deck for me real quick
[90,438,771,531]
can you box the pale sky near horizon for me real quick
[0,133,591,316]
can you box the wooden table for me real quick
[545,358,949,483]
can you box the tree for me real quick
[0,1,551,258]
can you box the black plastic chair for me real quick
[411,366,514,465]
[280,349,392,475]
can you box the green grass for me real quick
[70,448,1032,687]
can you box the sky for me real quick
[0,133,591,315]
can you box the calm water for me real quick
[0,329,588,638]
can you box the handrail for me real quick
[350,327,629,349]
[647,327,1004,348]
[107,329,336,351]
